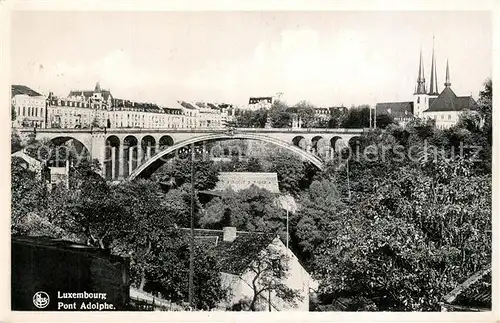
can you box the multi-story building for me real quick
[13,82,237,130]
[176,101,234,129]
[247,96,274,110]
[109,99,184,129]
[194,102,232,128]
[11,85,46,128]
[67,82,114,108]
[46,93,108,128]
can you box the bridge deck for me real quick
[18,127,365,134]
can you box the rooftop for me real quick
[375,101,414,118]
[180,228,276,275]
[424,87,478,112]
[12,85,43,97]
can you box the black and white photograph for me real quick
[5,1,494,317]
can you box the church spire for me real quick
[429,35,439,95]
[415,47,427,94]
[444,59,451,87]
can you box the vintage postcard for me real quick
[2,0,497,322]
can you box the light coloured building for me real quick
[109,99,185,129]
[67,82,114,108]
[46,94,108,129]
[177,101,233,129]
[14,82,237,130]
[194,102,232,129]
[11,85,46,128]
[247,96,274,111]
[183,227,315,311]
[422,61,478,129]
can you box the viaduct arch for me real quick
[128,133,325,180]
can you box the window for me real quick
[448,114,451,120]
[417,97,420,104]
[22,106,25,116]
[441,114,444,119]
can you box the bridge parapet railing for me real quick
[17,126,366,134]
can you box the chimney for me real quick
[222,227,237,242]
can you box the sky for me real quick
[10,11,491,108]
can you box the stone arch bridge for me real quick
[18,127,364,180]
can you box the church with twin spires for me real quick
[376,39,478,129]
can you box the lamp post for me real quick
[277,194,297,256]
[188,142,195,308]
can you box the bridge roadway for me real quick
[17,127,365,180]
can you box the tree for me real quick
[292,180,344,264]
[265,151,313,196]
[295,101,316,128]
[11,157,47,235]
[145,237,229,310]
[11,104,16,121]
[341,105,371,128]
[328,107,348,128]
[109,180,176,290]
[477,78,492,149]
[309,114,492,311]
[11,130,23,153]
[268,100,291,128]
[155,155,219,191]
[375,113,396,129]
[234,108,268,128]
[242,235,303,311]
[200,186,284,235]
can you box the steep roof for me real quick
[68,90,113,101]
[375,101,414,118]
[249,97,273,104]
[11,85,43,97]
[425,87,478,112]
[178,101,199,110]
[180,228,275,275]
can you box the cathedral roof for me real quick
[375,101,414,118]
[424,87,478,112]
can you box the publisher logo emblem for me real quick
[33,291,50,309]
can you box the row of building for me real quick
[11,82,236,130]
[12,82,351,131]
[13,41,479,132]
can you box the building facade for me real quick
[422,61,479,129]
[109,99,185,129]
[11,85,46,128]
[46,94,108,129]
[183,227,314,311]
[247,96,274,111]
[13,82,236,130]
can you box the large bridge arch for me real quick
[43,136,91,167]
[128,133,325,180]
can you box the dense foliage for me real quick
[10,79,491,311]
[232,99,371,129]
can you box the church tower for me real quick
[413,47,429,118]
[428,36,439,97]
